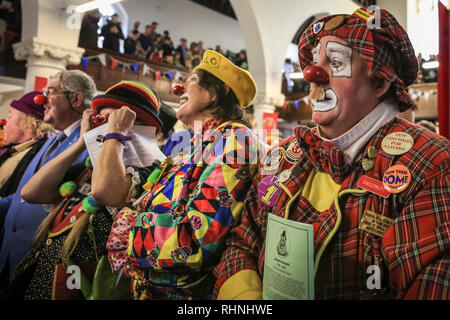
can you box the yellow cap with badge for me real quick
[194,50,257,108]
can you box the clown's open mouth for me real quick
[179,93,189,110]
[311,89,337,112]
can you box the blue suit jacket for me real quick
[0,125,88,280]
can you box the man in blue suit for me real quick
[0,70,97,286]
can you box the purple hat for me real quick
[10,91,45,120]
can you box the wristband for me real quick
[102,133,133,145]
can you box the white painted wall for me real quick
[120,0,246,53]
[231,0,359,100]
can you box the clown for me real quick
[102,50,262,300]
[11,81,164,300]
[214,8,449,300]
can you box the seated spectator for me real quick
[101,14,124,52]
[162,36,174,57]
[124,30,139,55]
[215,45,224,55]
[173,51,183,68]
[149,47,164,64]
[163,53,174,65]
[78,10,101,48]
[8,81,164,300]
[0,91,54,198]
[150,34,163,55]
[235,49,248,70]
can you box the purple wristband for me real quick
[103,133,133,145]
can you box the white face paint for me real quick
[178,73,199,110]
[312,42,321,65]
[325,41,352,77]
[311,89,338,112]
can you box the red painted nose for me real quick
[33,94,47,105]
[0,119,6,127]
[303,65,329,84]
[172,84,185,96]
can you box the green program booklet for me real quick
[263,213,314,300]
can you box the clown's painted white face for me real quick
[308,36,384,139]
[176,72,215,127]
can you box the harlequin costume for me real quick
[8,81,163,299]
[106,50,262,300]
[213,8,450,300]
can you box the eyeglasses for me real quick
[43,89,72,98]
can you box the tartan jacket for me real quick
[214,117,449,300]
[107,119,261,299]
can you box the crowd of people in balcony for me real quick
[77,11,248,71]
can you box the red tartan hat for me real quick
[298,8,418,111]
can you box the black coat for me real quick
[101,21,124,52]
[78,14,100,47]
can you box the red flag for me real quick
[110,58,119,70]
[438,2,449,139]
[154,71,161,81]
[34,76,47,91]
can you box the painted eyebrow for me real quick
[326,42,352,54]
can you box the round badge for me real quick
[70,216,77,223]
[263,147,285,172]
[278,169,292,183]
[257,176,281,207]
[381,132,414,156]
[285,140,302,163]
[382,164,411,194]
[313,21,324,34]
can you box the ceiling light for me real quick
[75,0,123,13]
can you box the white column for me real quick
[13,37,85,92]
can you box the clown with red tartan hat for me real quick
[214,7,449,300]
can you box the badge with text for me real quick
[258,175,281,207]
[263,213,314,300]
[381,132,414,155]
[359,210,394,237]
[357,175,390,198]
[382,164,411,194]
[285,140,302,163]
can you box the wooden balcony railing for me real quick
[67,46,190,104]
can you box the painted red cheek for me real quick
[33,94,47,105]
[303,65,329,84]
[172,84,185,96]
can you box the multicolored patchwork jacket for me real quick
[107,119,262,299]
[214,118,449,300]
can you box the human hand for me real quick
[107,106,136,135]
[110,26,118,34]
[79,109,95,143]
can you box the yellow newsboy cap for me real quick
[194,50,257,108]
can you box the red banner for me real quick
[34,76,48,91]
[110,57,119,70]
